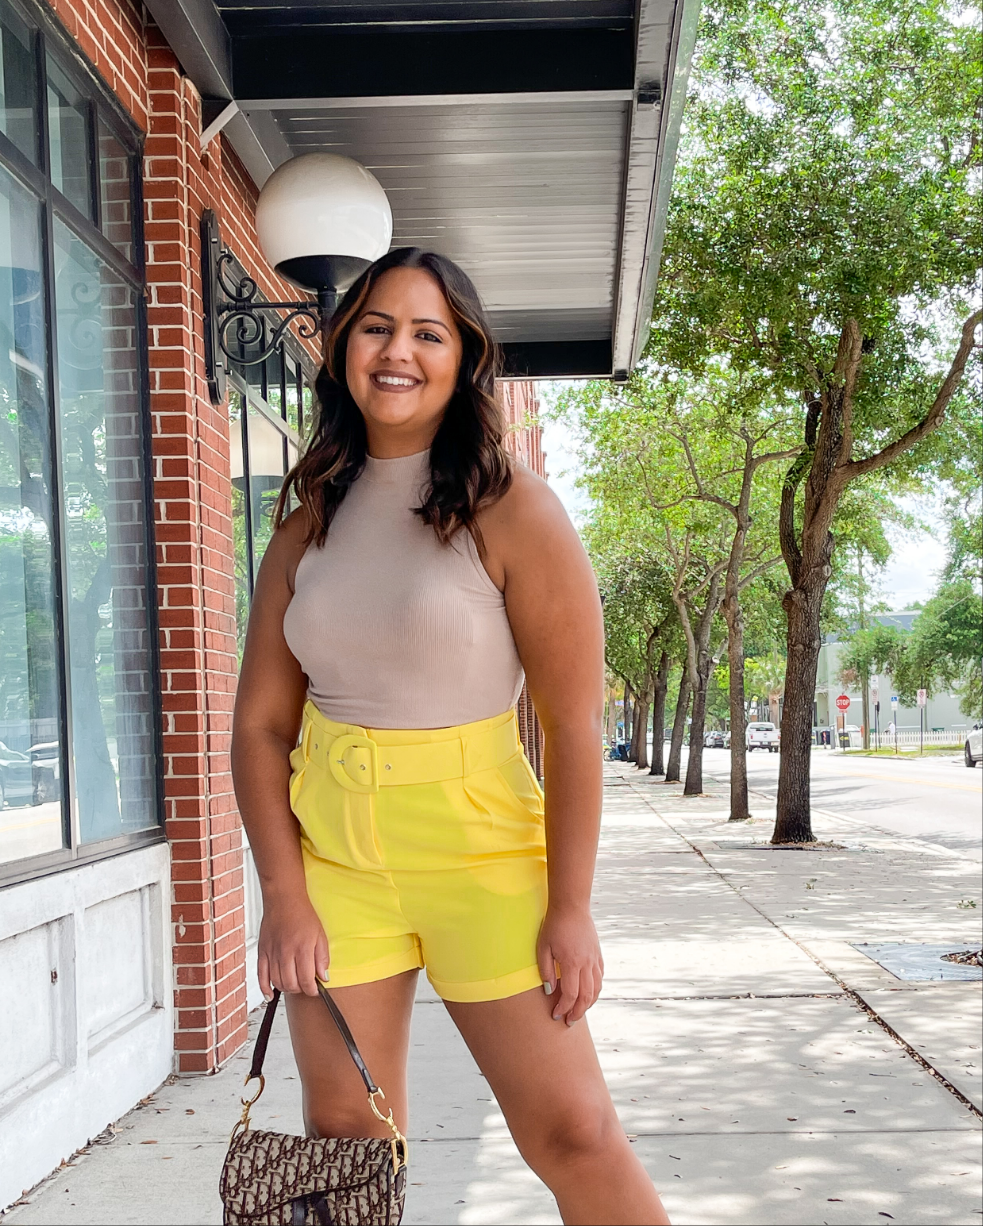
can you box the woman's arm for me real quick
[231,510,328,998]
[478,467,606,1026]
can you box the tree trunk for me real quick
[649,652,670,776]
[665,670,691,783]
[684,658,712,795]
[723,599,750,821]
[624,682,632,751]
[774,565,828,842]
[606,687,618,744]
[774,311,981,843]
[676,573,724,798]
[629,694,643,762]
[635,697,650,770]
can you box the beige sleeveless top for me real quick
[283,450,524,729]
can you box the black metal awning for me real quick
[145,0,698,378]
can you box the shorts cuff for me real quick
[428,963,544,1003]
[325,948,424,989]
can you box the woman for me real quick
[231,246,669,1226]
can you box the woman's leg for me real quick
[445,988,670,1226]
[285,968,419,1137]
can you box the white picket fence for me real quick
[873,729,966,748]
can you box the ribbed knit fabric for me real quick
[283,450,524,729]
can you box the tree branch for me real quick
[738,554,785,590]
[843,309,982,481]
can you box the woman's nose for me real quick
[379,325,414,362]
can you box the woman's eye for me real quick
[364,325,390,335]
[418,330,442,343]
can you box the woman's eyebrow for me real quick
[359,309,450,333]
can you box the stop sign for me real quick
[836,694,851,712]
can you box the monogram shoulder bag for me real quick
[220,984,407,1225]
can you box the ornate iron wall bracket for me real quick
[201,209,330,405]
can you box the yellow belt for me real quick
[300,705,520,795]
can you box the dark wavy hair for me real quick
[274,247,512,547]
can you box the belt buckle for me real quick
[328,733,379,794]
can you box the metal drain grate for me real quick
[851,942,983,981]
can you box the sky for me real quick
[539,417,947,611]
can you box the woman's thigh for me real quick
[444,987,621,1161]
[285,969,418,1138]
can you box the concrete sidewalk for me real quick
[6,765,981,1226]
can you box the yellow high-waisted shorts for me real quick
[289,701,548,1003]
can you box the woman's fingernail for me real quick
[543,982,553,996]
[552,1013,562,1021]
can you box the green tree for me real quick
[893,582,983,718]
[558,367,792,796]
[650,0,982,840]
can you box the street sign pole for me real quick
[891,695,899,754]
[872,679,879,751]
[917,689,927,756]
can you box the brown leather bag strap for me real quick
[247,986,379,1095]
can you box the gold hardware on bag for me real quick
[368,1089,408,1175]
[230,1073,266,1142]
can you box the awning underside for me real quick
[147,0,698,376]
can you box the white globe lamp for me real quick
[256,153,393,309]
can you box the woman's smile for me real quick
[371,370,423,391]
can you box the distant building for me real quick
[501,382,547,779]
[814,612,970,735]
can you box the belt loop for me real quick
[302,710,315,762]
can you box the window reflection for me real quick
[247,400,287,580]
[229,382,302,662]
[47,57,94,220]
[0,0,37,164]
[53,220,156,843]
[0,165,64,864]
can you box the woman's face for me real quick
[346,266,464,456]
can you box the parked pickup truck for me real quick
[746,721,780,753]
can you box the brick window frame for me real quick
[0,0,163,888]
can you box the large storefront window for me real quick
[0,0,160,880]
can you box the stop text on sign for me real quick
[836,694,851,712]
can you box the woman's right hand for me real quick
[257,894,329,998]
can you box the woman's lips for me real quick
[371,372,422,391]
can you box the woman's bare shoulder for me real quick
[483,462,572,536]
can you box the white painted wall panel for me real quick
[82,888,153,1046]
[0,843,172,1210]
[0,919,70,1109]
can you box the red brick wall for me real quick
[500,380,545,478]
[144,36,323,1071]
[42,0,321,1072]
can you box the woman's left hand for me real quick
[537,903,604,1026]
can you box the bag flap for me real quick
[220,1129,398,1215]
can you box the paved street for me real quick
[707,747,983,859]
[6,763,981,1226]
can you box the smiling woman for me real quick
[231,247,670,1222]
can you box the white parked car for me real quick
[965,724,982,769]
[746,721,780,753]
